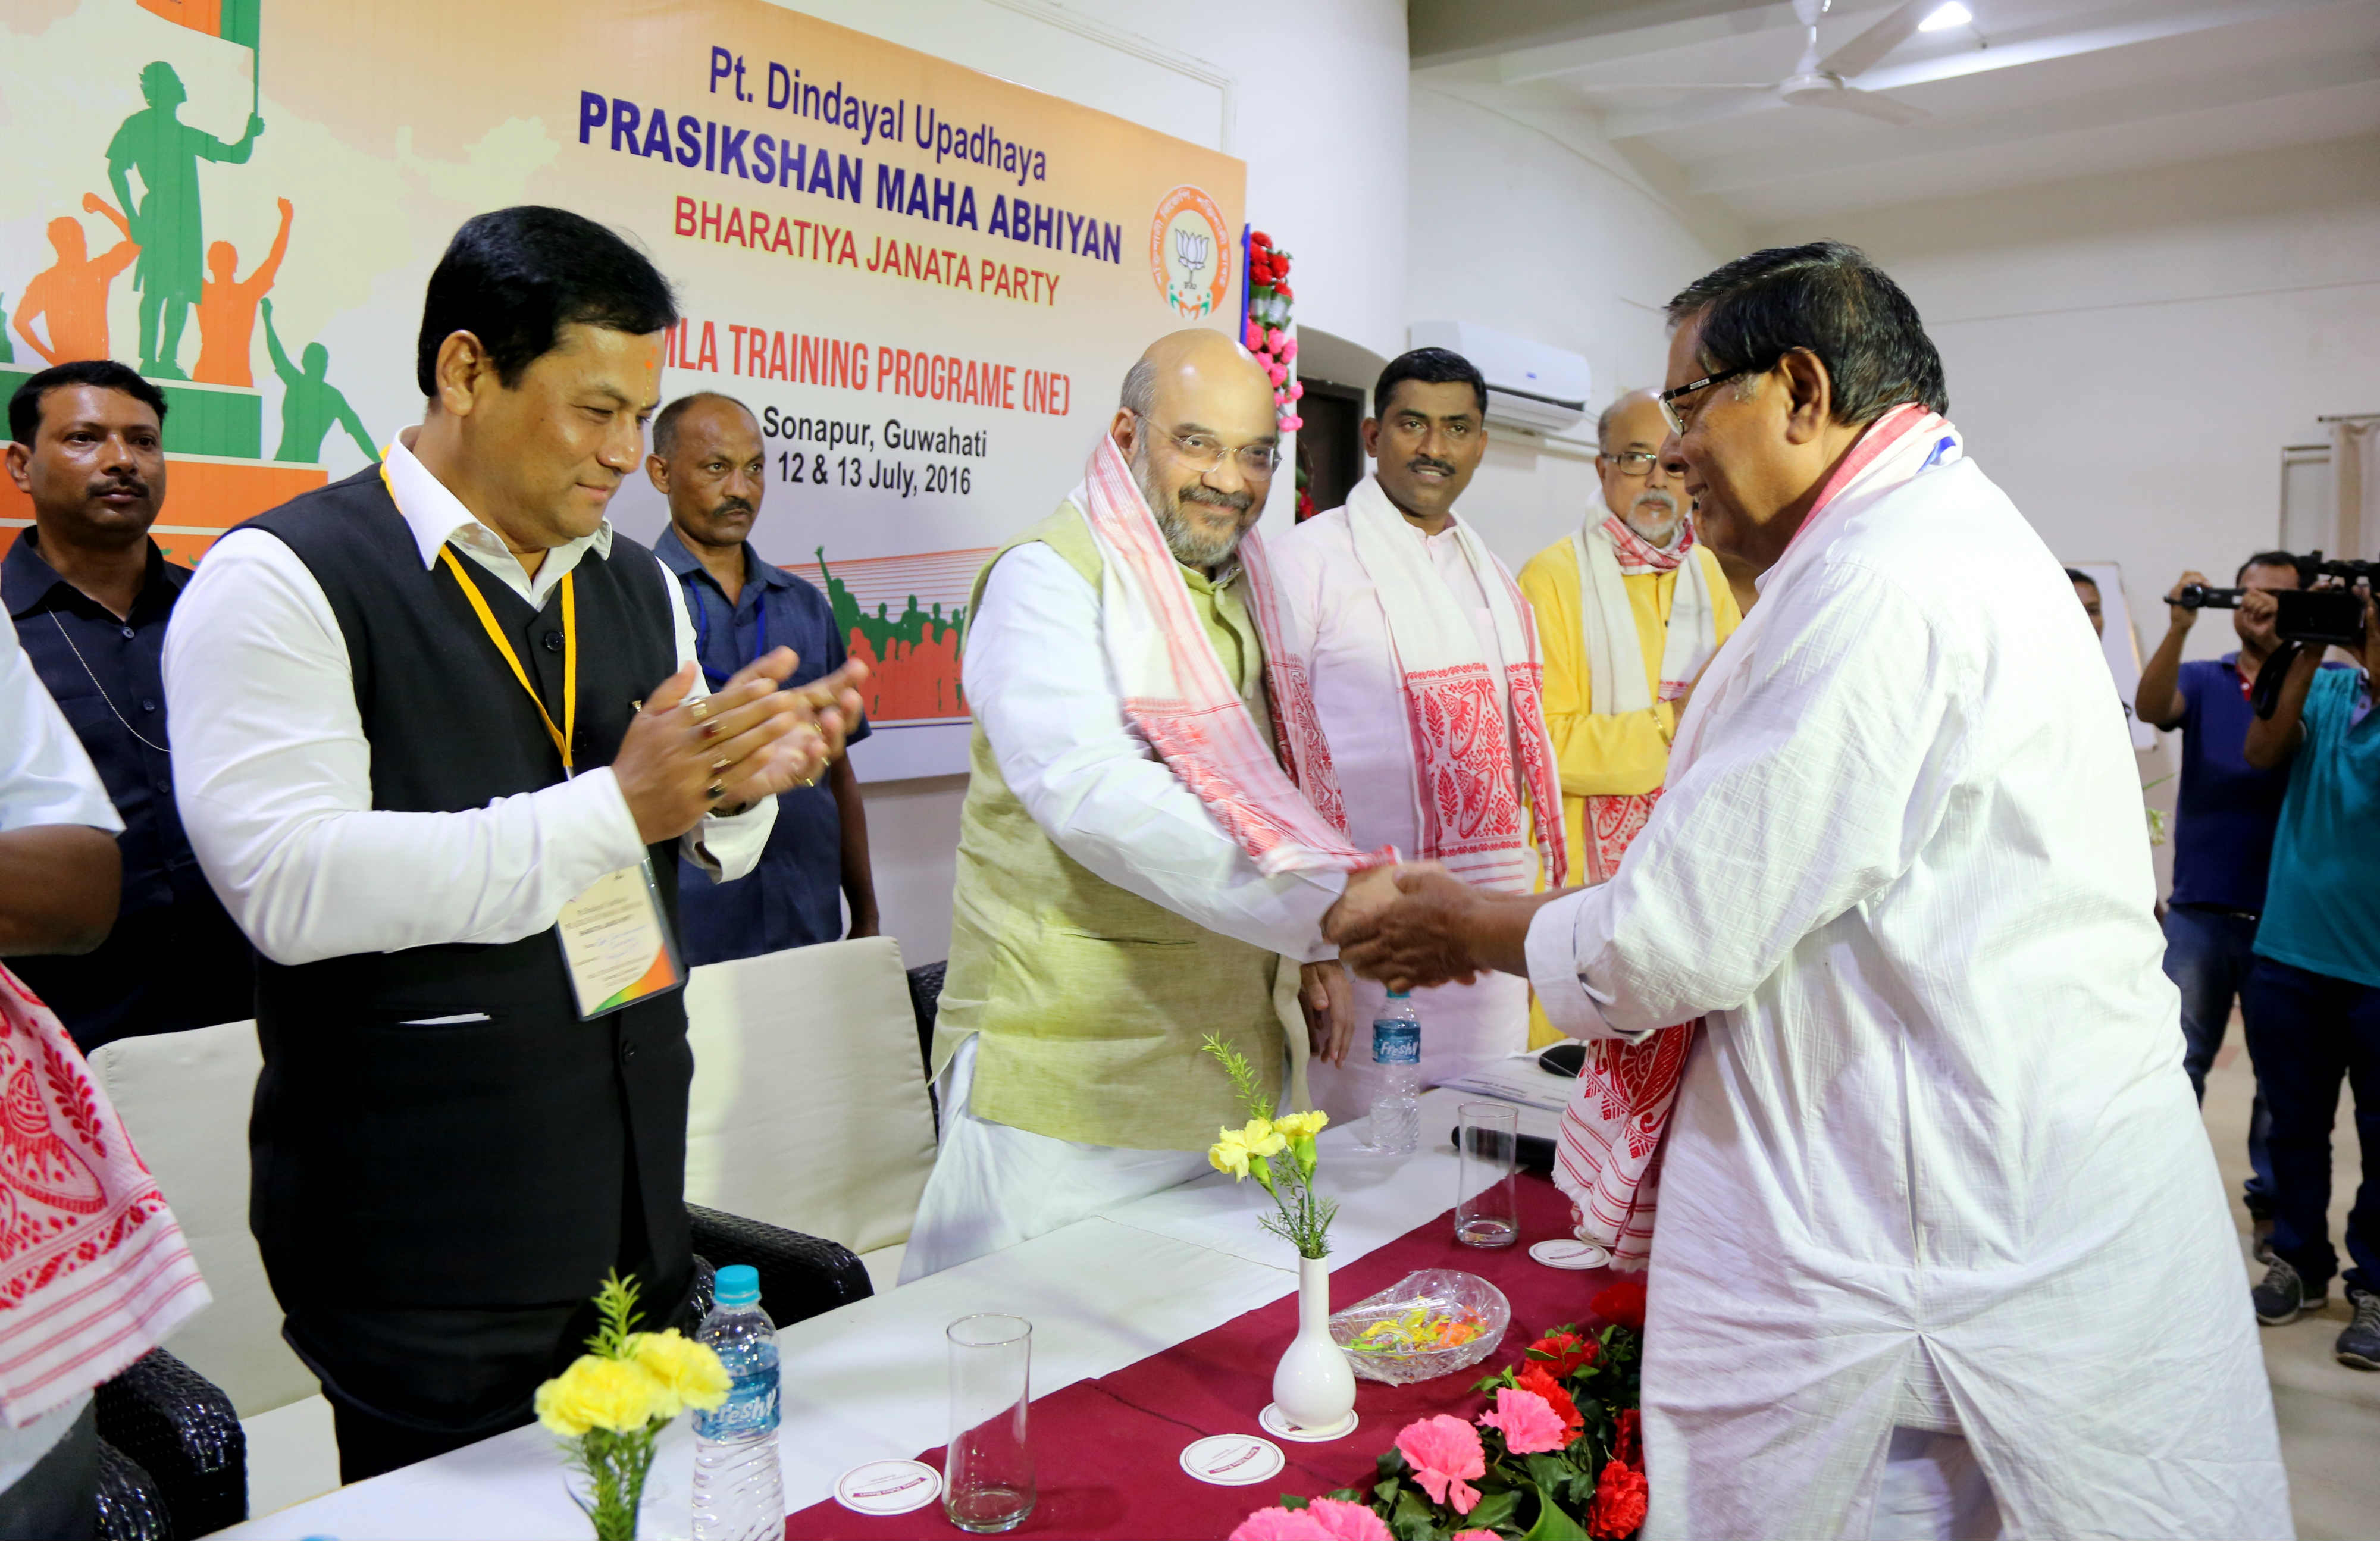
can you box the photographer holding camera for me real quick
[2235,573,2380,1369]
[2137,555,2307,1245]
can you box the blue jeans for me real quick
[2240,956,2380,1296]
[2162,904,2274,1214]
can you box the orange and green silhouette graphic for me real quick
[260,298,372,463]
[106,60,265,379]
[0,295,11,365]
[812,547,973,720]
[12,196,139,365]
[193,195,290,387]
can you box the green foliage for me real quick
[582,1271,643,1361]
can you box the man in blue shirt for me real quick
[2136,553,2308,1239]
[2,361,253,1050]
[646,392,877,963]
[2238,579,2380,1371]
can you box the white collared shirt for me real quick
[162,439,774,967]
[0,609,121,837]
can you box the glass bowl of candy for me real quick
[1327,1269,1510,1385]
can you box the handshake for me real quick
[1320,862,1502,995]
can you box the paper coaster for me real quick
[834,1458,942,1515]
[1530,1238,1612,1271]
[1180,1434,1286,1486]
[1259,1402,1360,1443]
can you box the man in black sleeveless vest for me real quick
[163,208,864,1481]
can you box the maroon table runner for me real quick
[791,1173,1616,1540]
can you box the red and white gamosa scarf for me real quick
[0,967,208,1426]
[1073,434,1387,876]
[1569,499,1723,885]
[1303,476,1569,891]
[1555,404,1962,1268]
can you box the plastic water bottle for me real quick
[1366,991,1423,1154]
[692,1264,784,1541]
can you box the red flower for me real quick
[1587,1457,1649,1539]
[1251,230,1273,248]
[1276,282,1294,300]
[1614,1408,1642,1467]
[1529,1329,1597,1377]
[1513,1363,1584,1440]
[1591,1279,1648,1332]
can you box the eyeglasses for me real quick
[1600,450,1659,476]
[1135,413,1281,475]
[1657,368,1750,437]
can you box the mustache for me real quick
[1631,489,1678,517]
[709,497,754,519]
[1409,456,1456,477]
[1179,484,1252,514]
[91,474,151,502]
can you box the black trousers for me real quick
[2241,955,2380,1296]
[0,1401,96,1540]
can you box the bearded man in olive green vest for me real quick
[902,330,1397,1282]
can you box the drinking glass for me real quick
[1455,1102,1520,1248]
[945,1313,1035,1533]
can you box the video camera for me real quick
[2177,550,2375,651]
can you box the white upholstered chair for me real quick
[88,1020,341,1514]
[683,935,938,1292]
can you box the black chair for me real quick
[906,961,946,1132]
[93,1346,243,1539]
[687,1204,872,1331]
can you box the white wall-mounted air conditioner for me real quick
[1406,320,1591,436]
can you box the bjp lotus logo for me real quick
[1150,185,1233,320]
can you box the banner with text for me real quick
[1,0,1246,776]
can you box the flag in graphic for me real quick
[137,1,259,48]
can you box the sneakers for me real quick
[2253,1255,2326,1325]
[2339,1287,2380,1371]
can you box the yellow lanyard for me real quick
[439,546,578,774]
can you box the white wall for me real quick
[773,0,1410,963]
[1756,136,2380,666]
[1402,83,1743,575]
[1756,134,2380,888]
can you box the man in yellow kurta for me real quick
[1518,388,1740,1045]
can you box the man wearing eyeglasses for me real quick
[1328,242,2282,1538]
[1264,348,1570,1123]
[1516,390,1739,1050]
[903,328,1396,1281]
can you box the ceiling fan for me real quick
[1589,0,1947,126]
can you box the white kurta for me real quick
[1270,506,1533,1122]
[1527,453,2287,1538]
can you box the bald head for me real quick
[1111,328,1280,568]
[1596,387,1685,549]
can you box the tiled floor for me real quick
[2199,1036,2377,1540]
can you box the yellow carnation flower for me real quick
[535,1354,666,1437]
[627,1329,732,1417]
[1238,1118,1288,1158]
[1210,1126,1255,1179]
[1272,1110,1328,1138]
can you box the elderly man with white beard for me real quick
[1330,243,2285,1539]
[1515,394,1740,1257]
[903,328,1396,1282]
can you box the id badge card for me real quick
[556,856,687,1019]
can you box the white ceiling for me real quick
[1409,0,2380,225]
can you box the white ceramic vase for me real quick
[1271,1255,1357,1431]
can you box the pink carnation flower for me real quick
[1282,415,1305,431]
[1229,1507,1331,1541]
[1395,1414,1486,1515]
[1452,1533,1501,1541]
[1267,326,1287,350]
[1305,1497,1393,1541]
[1245,320,1266,350]
[1480,1386,1571,1455]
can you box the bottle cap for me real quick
[1387,989,1410,999]
[713,1263,760,1308]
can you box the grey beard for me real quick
[1623,493,1683,549]
[1133,443,1247,566]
